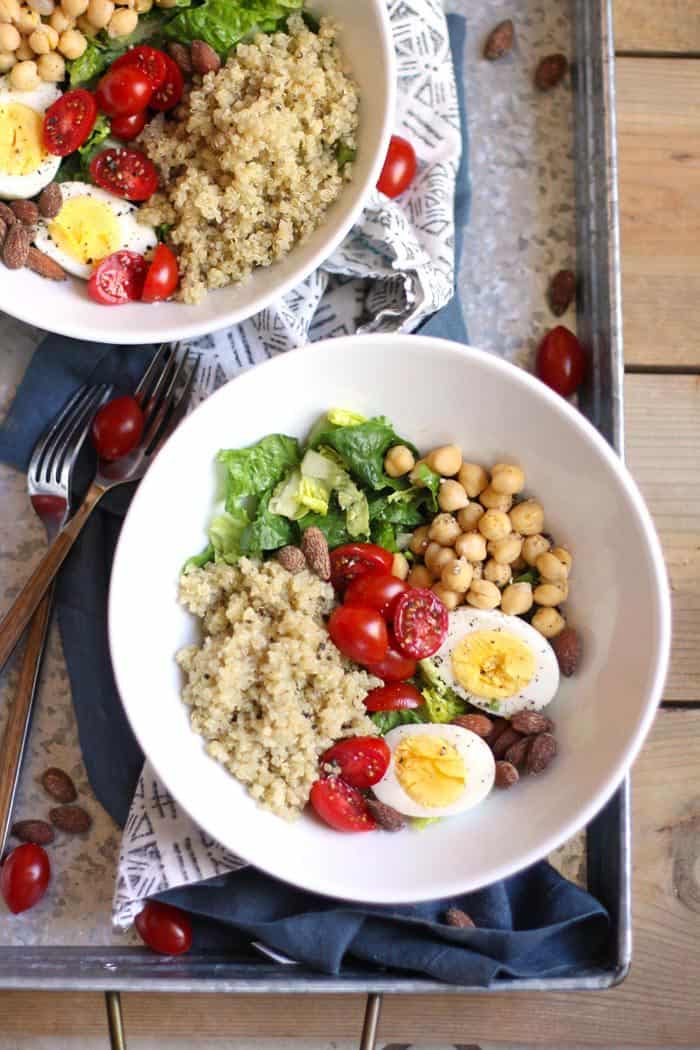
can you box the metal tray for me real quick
[0,0,625,1017]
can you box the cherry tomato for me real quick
[150,55,184,112]
[393,588,448,659]
[330,543,394,591]
[110,110,148,141]
[142,243,179,302]
[135,900,192,955]
[96,65,153,118]
[364,682,423,712]
[90,148,158,201]
[112,46,168,91]
[321,736,390,788]
[343,573,408,621]
[363,632,417,682]
[91,394,144,460]
[88,250,148,305]
[42,89,97,157]
[377,135,417,198]
[536,325,586,398]
[1,844,50,914]
[328,605,388,665]
[309,777,377,832]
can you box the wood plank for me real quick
[617,58,700,367]
[614,0,700,53]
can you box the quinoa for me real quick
[137,15,359,304]
[176,558,377,819]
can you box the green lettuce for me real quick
[309,415,419,492]
[55,113,111,183]
[164,0,301,56]
[68,10,177,85]
[218,434,300,512]
[418,659,468,723]
[370,708,428,735]
[239,492,295,556]
[411,817,442,831]
[296,506,351,549]
[269,448,369,538]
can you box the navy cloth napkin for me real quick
[0,16,610,985]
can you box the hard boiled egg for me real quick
[0,77,61,199]
[372,723,495,819]
[430,606,560,718]
[34,181,157,279]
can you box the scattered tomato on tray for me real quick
[91,394,144,461]
[135,900,193,956]
[1,844,50,914]
[536,325,586,397]
[377,134,417,198]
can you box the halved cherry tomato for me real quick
[110,110,148,141]
[321,736,390,789]
[88,250,147,305]
[536,325,586,398]
[90,148,158,201]
[393,588,448,659]
[142,243,179,302]
[363,631,417,682]
[112,46,168,91]
[310,777,377,832]
[330,543,393,592]
[42,89,97,156]
[150,55,184,112]
[96,65,153,117]
[92,394,144,460]
[377,134,416,198]
[1,844,50,914]
[135,900,192,955]
[364,682,423,712]
[343,573,408,620]
[328,605,388,665]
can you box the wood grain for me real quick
[615,0,700,54]
[617,58,700,367]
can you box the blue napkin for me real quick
[0,16,610,985]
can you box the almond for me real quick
[10,199,38,226]
[191,39,220,76]
[548,268,576,316]
[366,798,406,832]
[41,767,77,803]
[38,182,62,219]
[276,545,306,574]
[534,53,569,91]
[11,819,55,845]
[484,19,514,60]
[551,627,581,676]
[0,216,6,248]
[511,710,554,735]
[27,246,68,281]
[452,713,493,738]
[485,715,509,747]
[445,907,475,929]
[2,223,29,269]
[50,804,92,834]
[301,527,331,581]
[492,726,522,759]
[526,732,557,775]
[495,760,519,788]
[504,735,530,769]
[0,201,16,227]
[167,40,192,74]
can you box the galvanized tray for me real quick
[0,0,625,1035]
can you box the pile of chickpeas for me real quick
[0,0,177,92]
[384,442,572,639]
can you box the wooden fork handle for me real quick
[0,483,104,674]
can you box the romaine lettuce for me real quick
[309,415,419,492]
[164,0,301,56]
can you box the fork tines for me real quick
[137,343,200,457]
[29,383,111,489]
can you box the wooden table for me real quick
[2,2,700,1045]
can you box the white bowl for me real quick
[0,2,395,345]
[109,335,671,903]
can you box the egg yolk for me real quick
[452,629,535,700]
[48,197,121,267]
[395,735,466,808]
[0,103,47,177]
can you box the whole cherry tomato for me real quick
[90,148,158,201]
[536,325,586,398]
[88,250,148,305]
[320,736,390,788]
[96,65,153,117]
[1,844,50,914]
[110,110,148,141]
[91,394,144,460]
[363,681,423,712]
[42,89,97,156]
[135,900,192,955]
[377,135,416,198]
[393,588,448,659]
[363,632,417,682]
[112,46,168,91]
[328,605,388,665]
[330,543,393,591]
[142,244,179,302]
[310,777,377,832]
[343,573,408,620]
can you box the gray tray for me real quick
[0,0,625,1030]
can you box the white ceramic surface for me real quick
[0,1,395,345]
[109,336,671,904]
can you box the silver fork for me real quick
[0,343,199,675]
[0,382,112,854]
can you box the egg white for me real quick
[34,181,158,279]
[372,723,496,819]
[430,607,560,718]
[0,76,61,199]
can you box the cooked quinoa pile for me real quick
[137,14,359,304]
[176,558,377,819]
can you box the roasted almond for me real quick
[38,182,63,219]
[534,53,569,91]
[485,715,509,747]
[0,201,16,227]
[548,268,576,316]
[301,527,331,581]
[445,907,475,929]
[276,545,306,574]
[366,798,406,832]
[10,199,39,226]
[551,626,581,676]
[50,804,92,834]
[511,710,554,735]
[28,246,68,281]
[2,223,29,269]
[41,767,77,803]
[504,735,530,769]
[11,819,55,845]
[452,713,494,738]
[526,732,557,775]
[495,760,519,788]
[0,216,6,248]
[167,40,192,74]
[484,19,514,60]
[191,39,220,76]
[492,726,522,759]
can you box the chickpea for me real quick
[441,557,473,594]
[391,552,409,581]
[457,502,484,532]
[29,26,57,52]
[408,565,433,589]
[134,0,151,11]
[114,0,134,4]
[471,561,483,580]
[467,578,501,610]
[551,546,572,572]
[9,57,38,88]
[408,458,427,485]
[61,0,87,14]
[536,549,571,583]
[428,513,461,547]
[479,485,512,512]
[432,582,462,612]
[15,35,31,56]
[478,509,512,542]
[522,533,551,566]
[58,25,85,53]
[490,463,525,495]
[501,582,533,617]
[0,21,19,47]
[509,499,544,537]
[0,49,15,70]
[533,580,568,607]
[483,558,511,587]
[488,533,523,565]
[15,6,40,32]
[384,444,415,479]
[438,479,468,513]
[28,0,54,14]
[455,530,487,562]
[0,0,20,22]
[86,0,112,26]
[37,48,64,78]
[409,525,430,557]
[75,13,95,33]
[426,444,462,477]
[424,542,456,577]
[49,7,71,29]
[532,607,566,639]
[155,0,179,7]
[458,461,489,498]
[107,5,134,33]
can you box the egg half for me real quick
[34,181,158,279]
[372,723,495,818]
[430,607,560,718]
[0,76,61,199]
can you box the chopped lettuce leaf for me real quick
[298,475,329,515]
[418,659,468,723]
[239,491,295,556]
[371,520,397,552]
[411,817,442,831]
[326,407,366,426]
[164,0,301,56]
[336,142,357,171]
[270,447,369,537]
[183,543,215,573]
[512,568,540,586]
[218,434,300,512]
[268,468,305,519]
[410,462,441,510]
[370,707,428,735]
[55,113,111,182]
[209,507,248,564]
[296,506,351,549]
[310,415,419,492]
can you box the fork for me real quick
[0,382,112,854]
[0,343,199,675]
